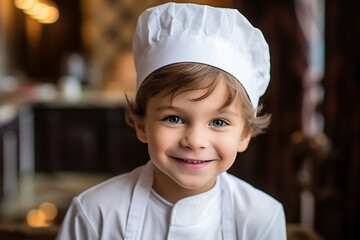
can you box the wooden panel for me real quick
[33,104,148,173]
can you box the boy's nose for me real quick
[180,126,209,149]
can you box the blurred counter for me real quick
[0,82,147,238]
[0,81,147,209]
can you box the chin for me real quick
[172,176,215,192]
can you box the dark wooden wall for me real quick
[229,0,360,239]
[322,0,360,239]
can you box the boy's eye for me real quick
[164,116,183,124]
[210,119,228,127]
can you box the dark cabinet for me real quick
[33,104,149,173]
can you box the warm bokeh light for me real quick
[39,202,58,221]
[37,6,59,24]
[26,202,58,227]
[14,0,36,10]
[26,209,47,227]
[14,0,59,24]
[23,2,45,16]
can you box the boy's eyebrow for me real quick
[216,108,240,117]
[155,105,240,117]
[155,105,183,112]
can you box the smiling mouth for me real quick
[173,157,212,164]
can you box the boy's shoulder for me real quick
[59,164,148,239]
[221,172,281,206]
[74,163,147,215]
[220,172,285,237]
[221,172,283,212]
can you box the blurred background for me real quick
[0,0,359,239]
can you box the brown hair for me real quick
[126,63,271,137]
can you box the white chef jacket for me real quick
[56,161,287,240]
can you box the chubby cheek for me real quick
[216,135,241,162]
[147,127,174,159]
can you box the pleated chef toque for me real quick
[133,2,270,109]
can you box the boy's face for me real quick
[134,79,251,199]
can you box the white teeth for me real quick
[183,159,204,164]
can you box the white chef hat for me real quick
[133,2,270,109]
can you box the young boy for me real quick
[57,2,287,239]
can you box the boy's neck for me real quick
[152,167,216,203]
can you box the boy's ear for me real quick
[237,131,252,152]
[134,119,148,143]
